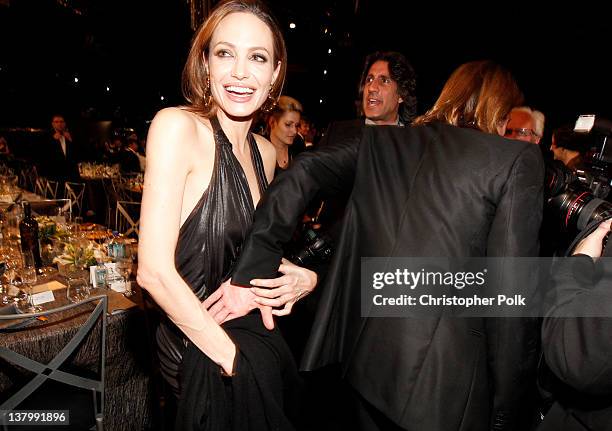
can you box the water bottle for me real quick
[94,262,107,289]
[106,231,125,260]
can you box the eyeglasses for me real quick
[505,128,540,139]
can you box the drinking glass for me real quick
[66,276,90,303]
[115,257,133,297]
[21,265,41,312]
[0,283,12,305]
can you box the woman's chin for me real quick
[216,98,265,120]
[219,107,259,121]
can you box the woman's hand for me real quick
[573,218,612,258]
[203,280,275,330]
[250,258,318,317]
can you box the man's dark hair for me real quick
[358,51,417,124]
[553,125,593,153]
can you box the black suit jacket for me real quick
[539,256,612,431]
[39,133,79,181]
[232,122,545,430]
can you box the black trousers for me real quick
[298,365,405,431]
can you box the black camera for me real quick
[546,161,612,234]
[545,115,612,237]
[291,228,333,267]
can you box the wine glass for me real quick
[0,286,11,305]
[21,265,41,312]
[115,258,133,297]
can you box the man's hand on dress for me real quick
[250,258,318,317]
[203,279,275,330]
[203,258,317,330]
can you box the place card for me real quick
[32,280,66,294]
[31,290,55,306]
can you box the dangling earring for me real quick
[261,83,276,113]
[203,68,213,107]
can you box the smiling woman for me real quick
[136,0,316,429]
[206,14,280,118]
[181,1,286,119]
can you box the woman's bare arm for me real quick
[137,108,236,374]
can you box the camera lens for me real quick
[545,160,577,198]
[548,189,612,233]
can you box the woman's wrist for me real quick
[219,342,237,376]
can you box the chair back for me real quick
[115,201,140,238]
[18,164,39,192]
[101,179,121,228]
[45,179,61,199]
[64,182,86,217]
[111,177,131,202]
[0,295,107,430]
[34,176,47,197]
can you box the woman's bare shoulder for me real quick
[148,108,214,147]
[151,107,212,131]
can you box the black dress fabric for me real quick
[154,115,299,430]
[176,314,300,431]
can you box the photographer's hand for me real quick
[250,258,317,317]
[572,218,612,258]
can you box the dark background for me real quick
[1,0,610,145]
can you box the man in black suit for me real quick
[39,115,79,181]
[210,61,544,430]
[231,122,544,430]
[317,51,417,234]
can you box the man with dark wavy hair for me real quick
[359,51,417,126]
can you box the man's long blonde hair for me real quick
[413,60,523,134]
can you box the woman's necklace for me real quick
[276,146,289,168]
